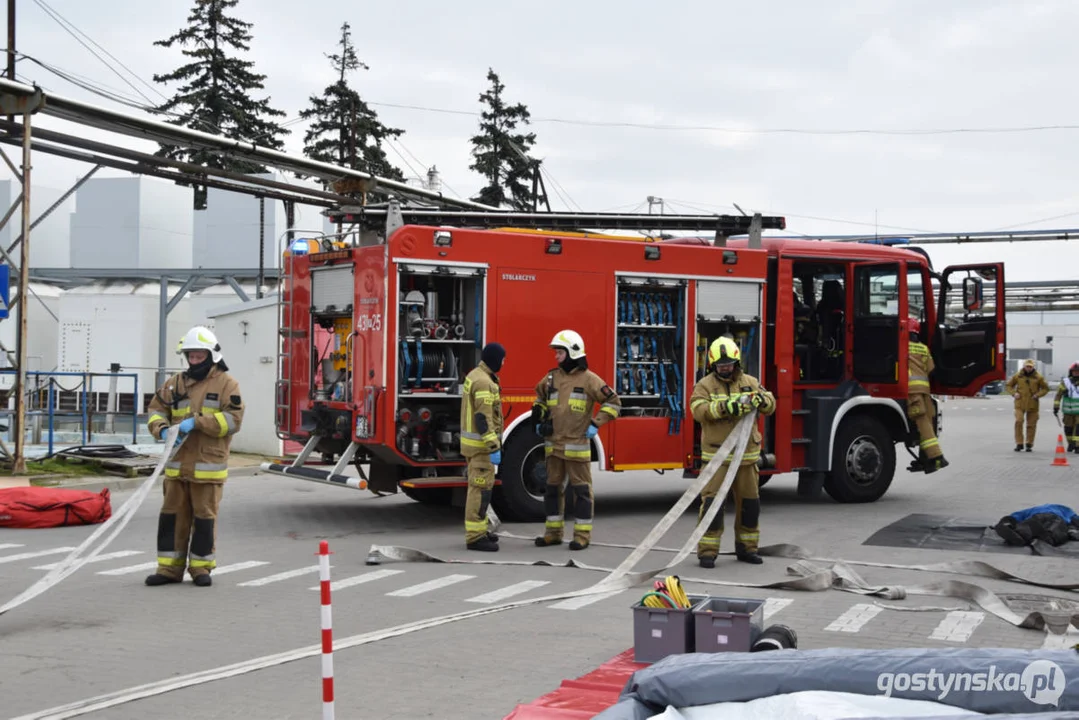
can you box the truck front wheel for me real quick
[492,428,548,522]
[823,415,895,503]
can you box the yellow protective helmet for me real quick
[707,336,741,366]
[550,329,586,360]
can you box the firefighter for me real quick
[1053,362,1079,453]
[144,326,245,587]
[532,330,621,550]
[1006,358,1050,451]
[460,342,506,552]
[689,336,776,568]
[904,317,948,474]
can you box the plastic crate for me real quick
[692,596,764,653]
[632,594,707,663]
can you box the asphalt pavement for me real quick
[1,394,1077,719]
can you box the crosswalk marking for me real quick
[0,543,25,551]
[310,569,404,592]
[466,580,550,604]
[386,574,474,597]
[212,561,270,576]
[239,565,323,587]
[0,547,77,565]
[97,562,158,576]
[929,611,985,642]
[824,603,881,633]
[1042,628,1079,650]
[34,550,142,570]
[763,597,793,620]
[549,590,624,611]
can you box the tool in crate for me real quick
[640,575,692,609]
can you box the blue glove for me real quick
[490,450,502,465]
[177,417,196,435]
[158,427,168,440]
[585,424,599,439]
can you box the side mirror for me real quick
[962,277,983,311]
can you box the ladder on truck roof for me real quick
[324,202,786,243]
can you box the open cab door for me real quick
[930,263,1006,396]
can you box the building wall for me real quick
[0,283,62,390]
[1005,311,1079,380]
[0,180,76,269]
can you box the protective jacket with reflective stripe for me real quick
[908,341,933,395]
[1006,368,1050,412]
[533,365,620,462]
[146,366,245,483]
[459,362,503,458]
[689,369,775,467]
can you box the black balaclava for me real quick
[481,342,506,373]
[184,354,214,382]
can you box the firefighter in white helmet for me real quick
[689,336,776,568]
[531,329,621,550]
[144,326,245,588]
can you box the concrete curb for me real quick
[32,464,267,494]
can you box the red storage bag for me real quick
[0,486,112,528]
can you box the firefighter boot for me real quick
[144,573,181,587]
[1015,444,1023,452]
[1026,444,1033,452]
[467,536,499,552]
[568,483,593,551]
[193,574,212,587]
[924,456,949,474]
[736,545,764,564]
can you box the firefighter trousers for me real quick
[696,462,760,559]
[541,455,593,546]
[1064,415,1078,450]
[908,394,943,460]
[155,477,224,581]
[1014,408,1039,446]
[464,454,495,544]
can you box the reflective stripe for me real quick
[910,378,930,388]
[171,407,192,418]
[545,518,564,529]
[920,438,939,449]
[194,462,228,480]
[564,443,590,460]
[698,537,719,547]
[158,551,183,559]
[202,398,221,409]
[690,399,708,409]
[157,556,186,567]
[189,555,216,569]
[546,391,559,408]
[461,435,487,449]
[574,523,592,532]
[213,412,229,438]
[464,520,488,532]
[738,532,759,542]
[164,468,181,477]
[148,413,167,425]
[600,403,619,417]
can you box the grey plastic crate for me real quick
[632,594,707,663]
[692,596,764,653]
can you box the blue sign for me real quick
[0,264,8,319]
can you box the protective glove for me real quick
[751,392,767,409]
[490,450,502,465]
[177,417,196,435]
[585,424,599,439]
[158,427,169,440]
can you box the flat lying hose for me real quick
[37,445,140,462]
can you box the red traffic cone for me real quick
[1052,434,1070,467]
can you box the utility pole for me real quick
[7,0,15,126]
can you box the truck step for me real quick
[400,476,502,489]
[259,462,368,490]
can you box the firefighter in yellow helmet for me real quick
[144,326,245,587]
[689,336,776,568]
[1052,362,1079,453]
[532,329,621,550]
[1006,358,1050,451]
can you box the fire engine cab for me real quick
[262,204,1005,522]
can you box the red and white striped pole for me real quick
[318,540,335,720]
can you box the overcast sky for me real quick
[5,0,1079,280]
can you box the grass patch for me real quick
[1,457,110,484]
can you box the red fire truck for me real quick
[262,205,1005,521]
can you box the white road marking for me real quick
[310,569,404,592]
[1042,628,1079,649]
[386,574,474,597]
[239,565,323,587]
[97,562,158,576]
[549,590,624,610]
[0,546,77,565]
[824,603,882,633]
[763,597,794,621]
[466,580,550,604]
[929,611,985,642]
[0,543,25,551]
[212,561,270,576]
[34,550,143,570]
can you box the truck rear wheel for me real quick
[823,415,895,503]
[492,428,547,522]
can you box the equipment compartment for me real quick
[615,278,687,436]
[394,263,486,463]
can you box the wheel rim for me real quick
[520,443,548,500]
[845,435,883,486]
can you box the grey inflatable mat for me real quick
[863,513,1079,558]
[594,647,1079,719]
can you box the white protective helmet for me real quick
[550,329,586,360]
[177,325,223,364]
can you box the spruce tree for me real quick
[469,68,542,211]
[298,22,404,187]
[152,0,289,209]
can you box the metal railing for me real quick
[0,369,140,455]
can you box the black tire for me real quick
[823,415,896,503]
[491,427,549,522]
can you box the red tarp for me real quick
[502,649,644,719]
[0,486,112,528]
